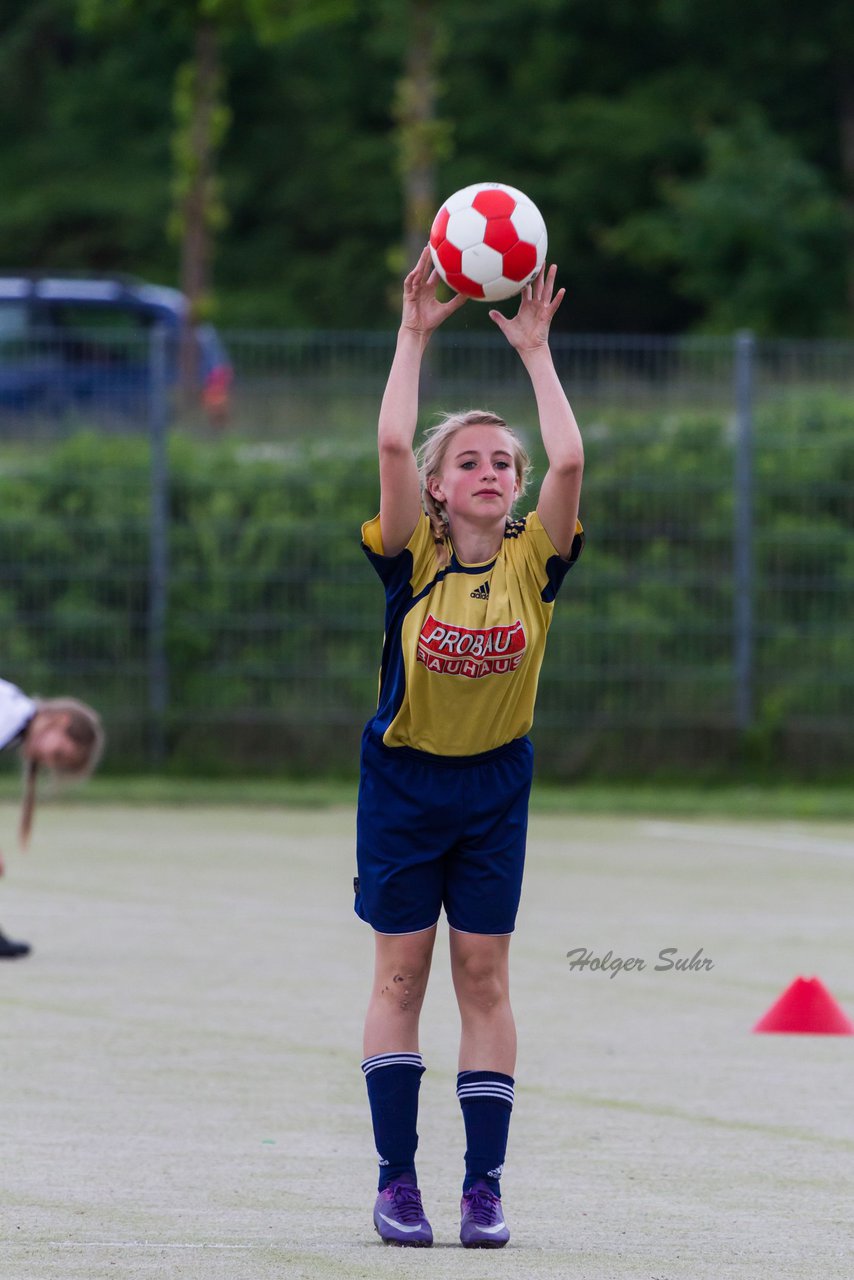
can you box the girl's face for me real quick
[25,714,87,772]
[427,425,519,525]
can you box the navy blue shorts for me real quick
[354,727,534,936]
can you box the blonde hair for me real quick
[416,411,532,567]
[20,699,105,848]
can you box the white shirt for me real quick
[0,678,36,751]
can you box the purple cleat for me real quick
[373,1176,433,1247]
[460,1181,510,1248]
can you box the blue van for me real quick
[0,275,233,423]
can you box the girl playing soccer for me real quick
[0,676,104,957]
[355,248,584,1247]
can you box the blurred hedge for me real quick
[1,395,853,778]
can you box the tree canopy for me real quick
[0,0,851,334]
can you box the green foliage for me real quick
[0,5,177,276]
[1,0,852,331]
[78,0,351,39]
[606,112,850,334]
[1,397,853,776]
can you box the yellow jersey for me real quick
[361,510,584,756]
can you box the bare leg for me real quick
[449,929,515,1074]
[363,925,438,1057]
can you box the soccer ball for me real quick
[429,182,547,302]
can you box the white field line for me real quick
[643,821,854,860]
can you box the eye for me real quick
[495,460,511,470]
[461,460,477,470]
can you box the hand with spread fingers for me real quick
[401,245,468,339]
[488,264,565,353]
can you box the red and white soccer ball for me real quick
[429,182,548,302]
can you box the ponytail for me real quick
[19,758,38,850]
[18,699,104,849]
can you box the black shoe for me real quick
[0,929,31,958]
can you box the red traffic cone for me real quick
[753,976,854,1035]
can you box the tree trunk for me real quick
[394,0,445,274]
[177,20,221,406]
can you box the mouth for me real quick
[474,489,501,497]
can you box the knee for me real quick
[375,962,430,1016]
[455,955,508,1015]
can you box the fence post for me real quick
[147,324,170,765]
[733,329,755,733]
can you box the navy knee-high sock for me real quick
[457,1070,515,1196]
[362,1052,425,1191]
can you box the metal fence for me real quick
[1,326,852,777]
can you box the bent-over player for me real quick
[0,677,104,957]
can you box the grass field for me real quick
[2,798,853,1279]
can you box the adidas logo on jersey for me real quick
[470,581,490,600]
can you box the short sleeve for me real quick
[361,513,440,592]
[0,678,36,751]
[509,511,584,603]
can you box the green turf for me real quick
[2,773,853,820]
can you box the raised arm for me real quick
[378,247,467,556]
[489,266,583,558]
